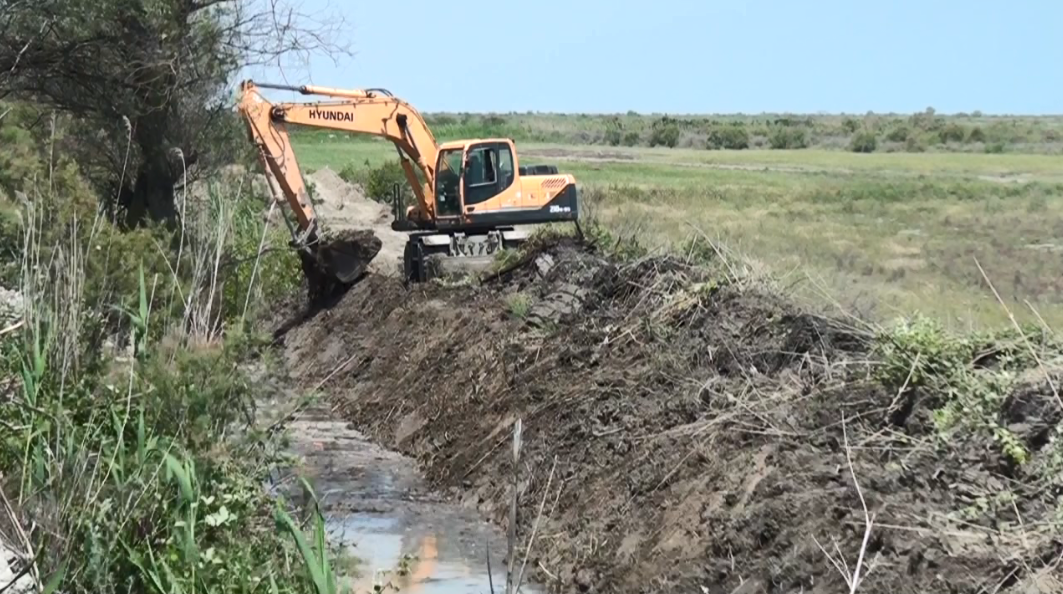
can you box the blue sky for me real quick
[245,0,1062,115]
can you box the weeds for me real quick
[873,314,1062,465]
[505,292,532,319]
[0,153,338,594]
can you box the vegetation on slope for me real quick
[0,20,350,591]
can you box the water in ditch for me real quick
[268,403,539,594]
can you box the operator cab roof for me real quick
[437,138,515,151]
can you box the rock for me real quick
[729,578,766,594]
[0,539,34,594]
[526,284,588,327]
[535,253,555,277]
[574,567,596,592]
[0,285,24,328]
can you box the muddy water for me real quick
[269,404,539,594]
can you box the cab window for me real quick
[497,146,514,186]
[465,147,496,186]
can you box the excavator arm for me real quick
[237,81,441,228]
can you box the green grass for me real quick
[295,136,1063,329]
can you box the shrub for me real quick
[886,125,910,142]
[967,126,987,143]
[985,142,1006,154]
[871,316,1052,466]
[939,123,967,143]
[649,117,680,148]
[604,117,623,147]
[622,131,641,146]
[905,136,927,152]
[706,125,750,150]
[340,159,413,207]
[849,130,878,153]
[768,126,808,149]
[841,117,860,134]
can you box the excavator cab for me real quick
[429,139,578,231]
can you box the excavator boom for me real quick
[239,81,440,225]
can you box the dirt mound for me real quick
[275,239,1063,594]
[307,167,407,277]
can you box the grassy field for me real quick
[292,135,1063,329]
[290,110,1063,154]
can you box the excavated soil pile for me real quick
[306,167,408,277]
[276,238,1063,594]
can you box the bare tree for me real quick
[0,0,351,226]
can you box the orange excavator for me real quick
[236,80,580,291]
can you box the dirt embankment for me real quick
[274,238,1063,594]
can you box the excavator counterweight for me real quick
[236,80,580,293]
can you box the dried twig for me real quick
[515,456,558,593]
[486,538,496,594]
[0,321,23,337]
[812,415,877,593]
[975,258,1063,413]
[505,418,522,594]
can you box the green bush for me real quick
[706,125,750,150]
[622,131,641,147]
[0,244,336,594]
[604,117,623,147]
[939,122,968,143]
[849,130,878,153]
[886,125,910,143]
[967,126,987,143]
[340,159,413,207]
[649,117,680,148]
[768,126,809,149]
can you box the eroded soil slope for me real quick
[275,238,1063,594]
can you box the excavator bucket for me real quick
[315,229,383,283]
[299,229,383,304]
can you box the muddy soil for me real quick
[273,238,1063,594]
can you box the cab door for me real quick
[433,148,464,220]
[462,142,516,214]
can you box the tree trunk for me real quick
[123,110,179,227]
[122,153,177,227]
